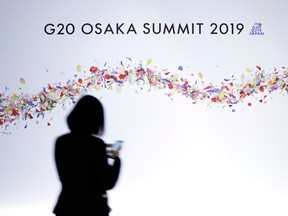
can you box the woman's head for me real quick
[67,95,104,135]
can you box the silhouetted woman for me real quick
[53,95,121,216]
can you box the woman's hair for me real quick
[67,95,104,135]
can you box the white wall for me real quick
[1,0,288,215]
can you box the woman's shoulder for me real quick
[55,133,72,142]
[56,133,105,145]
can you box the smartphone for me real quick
[112,140,123,152]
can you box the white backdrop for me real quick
[1,0,288,215]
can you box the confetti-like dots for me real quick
[1,60,288,132]
[20,78,26,84]
[198,72,203,80]
[146,59,152,65]
[76,65,82,72]
[90,66,99,73]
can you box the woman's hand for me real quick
[111,150,120,158]
[106,144,120,158]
